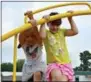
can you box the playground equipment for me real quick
[1,2,91,81]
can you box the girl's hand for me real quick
[67,10,74,20]
[42,15,50,21]
[24,11,33,19]
[28,19,37,27]
[24,11,32,16]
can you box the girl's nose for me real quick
[53,25,57,28]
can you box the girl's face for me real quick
[47,23,60,33]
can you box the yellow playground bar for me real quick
[1,2,91,81]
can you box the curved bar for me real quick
[32,2,91,14]
[1,23,32,42]
[1,10,91,42]
[25,2,91,24]
[37,10,91,23]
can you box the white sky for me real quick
[1,1,91,68]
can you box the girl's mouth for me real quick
[26,46,38,58]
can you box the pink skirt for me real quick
[46,63,74,82]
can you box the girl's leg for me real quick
[33,71,42,81]
[27,76,33,82]
[51,69,68,81]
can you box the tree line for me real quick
[74,50,91,71]
[1,59,24,72]
[1,50,91,72]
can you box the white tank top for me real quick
[22,44,43,65]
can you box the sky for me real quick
[1,1,91,68]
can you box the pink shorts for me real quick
[46,63,74,82]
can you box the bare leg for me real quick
[61,74,68,81]
[51,69,68,81]
[33,71,42,82]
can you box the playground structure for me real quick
[1,2,91,81]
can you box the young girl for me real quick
[40,11,78,82]
[18,11,46,82]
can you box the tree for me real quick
[74,50,91,71]
[1,63,13,71]
[16,59,24,72]
[1,59,24,72]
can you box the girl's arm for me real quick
[64,11,78,36]
[40,23,46,39]
[39,15,49,39]
[24,11,37,28]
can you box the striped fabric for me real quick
[46,63,74,82]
